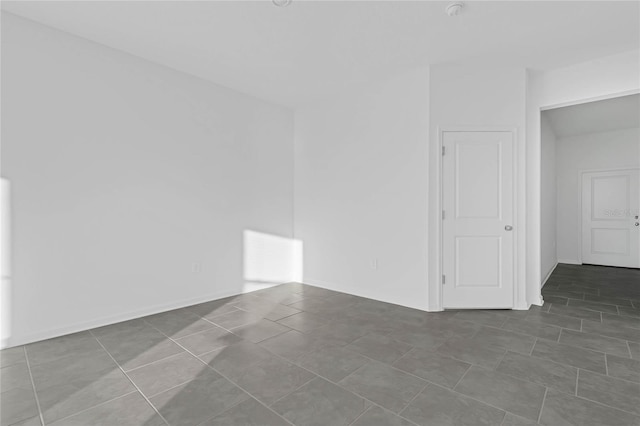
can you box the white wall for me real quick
[556,128,640,264]
[1,14,295,347]
[294,66,430,310]
[540,115,557,282]
[428,64,528,310]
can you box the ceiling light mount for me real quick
[445,2,464,17]
[272,0,292,7]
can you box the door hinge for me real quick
[442,146,446,156]
[442,274,446,285]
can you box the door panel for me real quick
[582,169,640,268]
[442,131,514,309]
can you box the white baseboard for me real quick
[541,262,559,289]
[557,259,581,265]
[1,284,282,349]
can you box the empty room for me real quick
[1,1,639,425]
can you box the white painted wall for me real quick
[294,66,430,310]
[556,128,640,264]
[540,115,557,282]
[428,64,528,310]
[1,14,295,347]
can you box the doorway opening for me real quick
[540,93,640,289]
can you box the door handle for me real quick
[505,225,513,231]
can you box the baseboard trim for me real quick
[2,284,283,349]
[557,259,581,265]
[541,262,559,289]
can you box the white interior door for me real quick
[582,169,640,268]
[442,131,514,309]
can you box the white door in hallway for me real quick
[582,169,640,268]
[442,131,514,309]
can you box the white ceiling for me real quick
[544,94,640,138]
[2,1,639,107]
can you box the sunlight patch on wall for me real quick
[243,230,303,293]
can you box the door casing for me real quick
[431,126,521,311]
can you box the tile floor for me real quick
[1,263,639,426]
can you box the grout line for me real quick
[537,387,548,424]
[89,330,171,426]
[627,341,633,359]
[121,350,188,374]
[451,364,472,391]
[23,346,45,426]
[531,338,538,355]
[604,353,609,376]
[347,405,372,426]
[398,382,429,417]
[268,375,318,407]
[575,369,579,396]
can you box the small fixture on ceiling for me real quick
[445,2,464,16]
[272,0,292,7]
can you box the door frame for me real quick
[431,126,520,311]
[578,167,640,265]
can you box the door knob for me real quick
[505,225,513,231]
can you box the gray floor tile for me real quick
[496,351,577,394]
[524,311,582,331]
[292,285,340,299]
[577,369,640,416]
[208,309,264,330]
[0,362,32,393]
[540,388,640,426]
[584,294,633,307]
[271,377,368,426]
[618,306,640,319]
[127,352,209,397]
[0,346,25,368]
[297,345,369,382]
[187,299,240,320]
[601,312,640,330]
[338,361,425,413]
[202,342,315,405]
[9,416,42,426]
[501,319,562,341]
[258,330,327,362]
[306,322,370,346]
[37,367,135,424]
[201,398,289,426]
[501,413,539,426]
[531,339,606,374]
[230,319,290,343]
[436,336,507,369]
[150,373,248,426]
[392,348,470,388]
[453,310,508,327]
[276,312,330,333]
[94,325,184,371]
[400,383,506,426]
[582,319,640,343]
[198,341,273,379]
[231,295,301,321]
[50,392,164,426]
[144,309,216,339]
[174,326,242,355]
[606,354,640,383]
[568,299,619,314]
[549,304,602,322]
[472,326,537,355]
[346,332,413,364]
[351,406,414,426]
[30,349,119,389]
[454,366,545,421]
[391,323,472,350]
[25,331,103,366]
[559,329,630,358]
[0,387,39,426]
[630,342,640,359]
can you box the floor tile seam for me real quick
[627,341,634,358]
[397,382,430,419]
[45,390,139,425]
[346,405,372,426]
[537,387,548,424]
[572,389,640,418]
[22,346,45,426]
[88,330,170,426]
[557,336,634,358]
[266,374,319,408]
[122,350,191,374]
[151,324,297,426]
